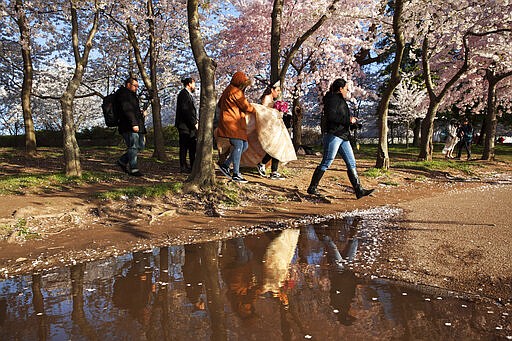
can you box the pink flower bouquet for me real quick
[273,100,289,114]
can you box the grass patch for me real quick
[363,167,389,178]
[97,182,182,200]
[0,171,120,195]
[220,186,241,207]
[392,160,476,175]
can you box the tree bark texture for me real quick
[15,0,37,156]
[292,97,303,149]
[61,1,99,177]
[482,69,512,160]
[187,0,217,188]
[147,0,167,161]
[270,0,284,84]
[376,0,405,170]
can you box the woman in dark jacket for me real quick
[307,78,373,199]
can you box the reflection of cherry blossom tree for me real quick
[389,72,426,147]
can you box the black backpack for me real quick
[102,91,119,127]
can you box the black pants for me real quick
[179,133,196,168]
[457,139,471,159]
[261,153,279,172]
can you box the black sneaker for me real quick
[232,174,248,184]
[256,163,266,177]
[218,164,232,178]
[129,170,143,177]
[117,160,128,173]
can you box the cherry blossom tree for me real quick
[389,72,426,147]
[408,0,512,160]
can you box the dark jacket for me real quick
[116,86,146,134]
[457,122,473,142]
[175,88,198,137]
[322,91,351,140]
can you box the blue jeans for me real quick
[120,132,145,172]
[318,133,356,171]
[223,138,248,175]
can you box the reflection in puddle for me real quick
[0,211,510,340]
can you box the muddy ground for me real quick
[0,147,511,305]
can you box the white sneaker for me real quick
[270,171,285,180]
[257,163,266,177]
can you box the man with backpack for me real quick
[116,76,147,176]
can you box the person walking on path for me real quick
[175,77,198,173]
[217,71,256,183]
[456,118,473,160]
[307,78,373,199]
[442,119,459,159]
[117,76,147,177]
[256,82,287,180]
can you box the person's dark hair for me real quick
[125,76,138,86]
[181,77,194,87]
[329,78,347,94]
[260,85,277,102]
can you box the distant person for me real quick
[442,119,458,159]
[175,77,198,173]
[116,76,148,177]
[456,118,473,160]
[307,78,373,199]
[256,82,287,180]
[217,71,256,184]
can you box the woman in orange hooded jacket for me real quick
[217,71,256,183]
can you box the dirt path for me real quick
[377,183,512,302]
[1,149,511,304]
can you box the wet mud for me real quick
[0,211,510,340]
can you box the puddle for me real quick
[0,211,510,340]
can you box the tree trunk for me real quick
[412,117,421,147]
[186,0,217,189]
[292,97,303,148]
[61,91,82,177]
[376,0,405,170]
[482,68,512,160]
[270,0,284,84]
[60,2,99,177]
[147,0,167,161]
[15,0,37,156]
[418,100,440,161]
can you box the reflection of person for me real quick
[117,76,148,177]
[182,245,206,311]
[220,238,261,319]
[307,78,374,199]
[256,83,286,180]
[317,217,360,326]
[456,118,473,160]
[260,229,300,308]
[113,252,154,326]
[217,71,256,184]
[175,77,198,173]
[442,120,458,159]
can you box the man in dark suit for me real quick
[175,77,198,173]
